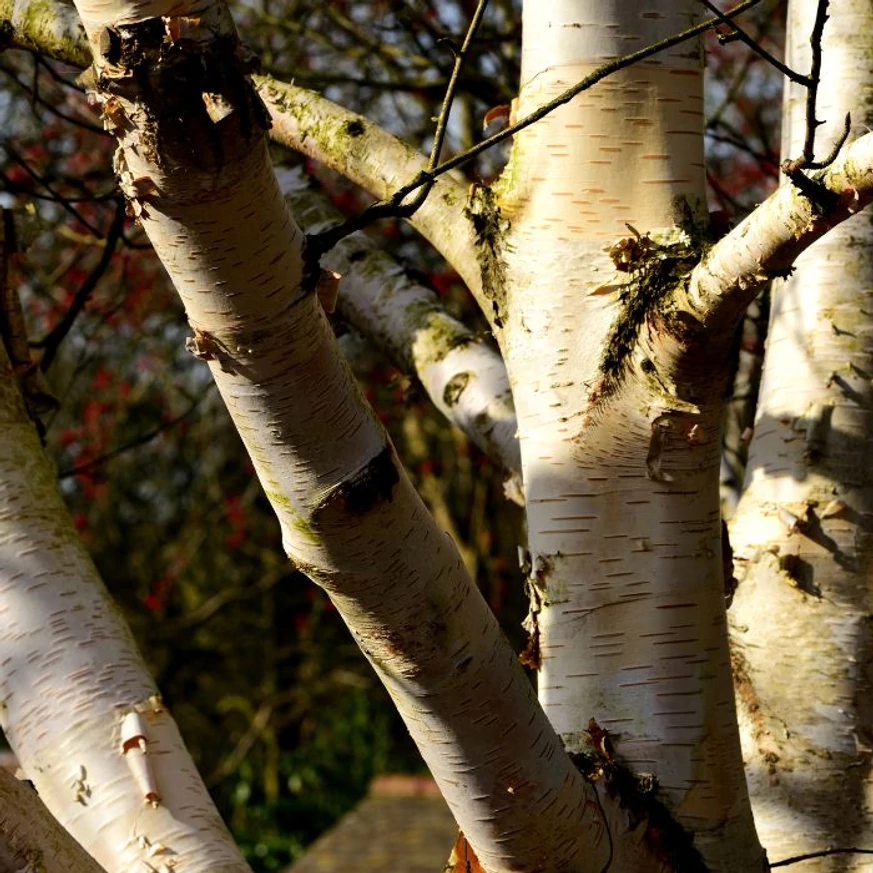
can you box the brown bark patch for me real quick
[311,445,400,521]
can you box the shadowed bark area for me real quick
[0,340,253,873]
[0,768,111,873]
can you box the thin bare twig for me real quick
[307,0,489,259]
[782,0,851,180]
[57,390,208,478]
[306,0,763,260]
[698,0,808,85]
[34,198,125,371]
[770,847,873,868]
[1,142,103,235]
[802,0,830,166]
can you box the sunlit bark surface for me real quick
[0,344,252,873]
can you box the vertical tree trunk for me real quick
[729,0,873,864]
[492,2,764,868]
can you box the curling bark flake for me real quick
[729,0,873,863]
[489,2,764,868]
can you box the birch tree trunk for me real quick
[729,0,873,863]
[11,0,873,867]
[491,2,764,868]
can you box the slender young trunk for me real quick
[0,343,252,873]
[729,0,873,863]
[492,2,763,867]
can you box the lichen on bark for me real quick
[593,229,700,405]
[465,185,509,329]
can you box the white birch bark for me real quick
[0,0,483,311]
[493,3,763,868]
[728,1,873,864]
[0,0,89,65]
[12,0,873,866]
[283,169,521,494]
[0,343,252,873]
[685,131,873,325]
[64,2,649,870]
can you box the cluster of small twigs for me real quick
[305,0,490,260]
[308,0,852,260]
[693,0,850,184]
[307,0,766,257]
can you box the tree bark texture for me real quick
[492,3,763,868]
[729,0,873,865]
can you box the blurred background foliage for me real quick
[0,1,784,870]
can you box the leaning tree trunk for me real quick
[490,2,764,868]
[729,0,873,865]
[0,343,254,873]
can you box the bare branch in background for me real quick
[303,0,765,259]
[33,197,124,371]
[307,0,490,259]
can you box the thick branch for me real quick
[256,77,484,309]
[0,0,89,66]
[685,131,873,333]
[0,768,108,873]
[285,169,521,494]
[63,3,621,870]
